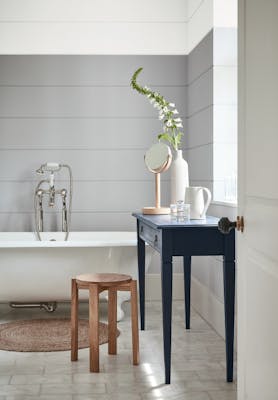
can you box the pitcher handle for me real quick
[200,187,212,219]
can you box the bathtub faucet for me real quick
[34,163,73,241]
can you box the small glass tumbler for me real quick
[170,203,177,221]
[176,200,184,222]
[176,201,190,222]
[176,200,185,218]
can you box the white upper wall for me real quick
[0,0,187,54]
[0,0,237,54]
[187,0,237,53]
[187,0,213,53]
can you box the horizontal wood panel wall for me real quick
[0,0,217,54]
[0,55,187,232]
[0,0,187,54]
[186,30,213,194]
[185,30,237,326]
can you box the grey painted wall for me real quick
[186,29,237,308]
[0,55,187,232]
[186,30,213,193]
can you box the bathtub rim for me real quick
[0,231,137,248]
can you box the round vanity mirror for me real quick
[143,142,172,215]
[144,142,172,174]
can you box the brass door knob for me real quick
[218,216,244,234]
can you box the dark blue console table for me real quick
[132,213,235,384]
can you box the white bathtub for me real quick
[0,231,152,319]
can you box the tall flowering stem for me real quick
[131,67,183,151]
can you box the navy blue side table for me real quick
[132,213,235,385]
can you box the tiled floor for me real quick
[0,301,236,399]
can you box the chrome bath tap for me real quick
[34,163,73,241]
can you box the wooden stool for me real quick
[71,273,139,372]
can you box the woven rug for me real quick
[0,319,120,352]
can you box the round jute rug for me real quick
[0,319,120,352]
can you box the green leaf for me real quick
[158,133,176,147]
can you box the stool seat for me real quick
[76,273,132,286]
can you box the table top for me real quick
[132,213,220,230]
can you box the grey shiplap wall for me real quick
[186,30,237,312]
[186,30,213,194]
[0,56,187,231]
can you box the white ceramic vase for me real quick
[170,150,189,204]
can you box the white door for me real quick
[238,1,278,399]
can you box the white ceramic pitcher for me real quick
[185,186,212,220]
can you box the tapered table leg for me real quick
[137,220,145,330]
[183,256,191,329]
[223,258,235,382]
[161,257,173,384]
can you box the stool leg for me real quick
[130,280,139,365]
[71,279,78,362]
[89,283,99,372]
[108,287,117,355]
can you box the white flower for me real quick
[166,120,173,127]
[176,123,183,128]
[147,93,152,98]
[172,109,179,114]
[169,103,175,107]
[175,117,182,122]
[159,115,164,120]
[149,98,155,104]
[163,106,169,113]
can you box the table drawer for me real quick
[139,222,161,251]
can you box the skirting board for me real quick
[145,273,185,302]
[191,276,225,339]
[191,276,237,346]
[146,273,229,340]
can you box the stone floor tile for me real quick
[40,383,106,395]
[0,384,40,396]
[208,390,237,400]
[6,396,72,400]
[141,392,211,400]
[0,375,11,384]
[10,374,72,385]
[73,395,141,400]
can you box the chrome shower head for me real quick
[36,163,61,175]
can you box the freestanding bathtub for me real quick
[0,231,152,320]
